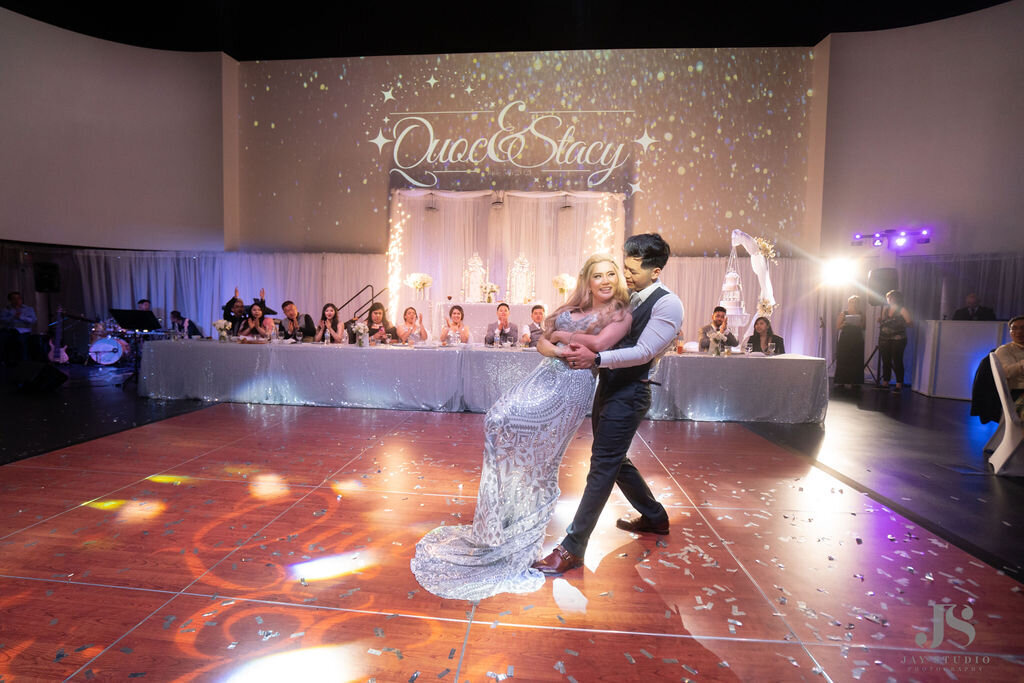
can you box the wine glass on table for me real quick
[745,341,753,355]
[766,342,776,356]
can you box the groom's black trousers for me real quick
[561,375,668,558]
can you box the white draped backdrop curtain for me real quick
[387,189,626,319]
[74,251,386,335]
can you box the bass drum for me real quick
[88,336,129,365]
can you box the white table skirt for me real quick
[139,341,828,423]
[648,353,829,423]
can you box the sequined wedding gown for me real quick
[411,311,601,600]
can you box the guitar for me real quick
[48,306,69,364]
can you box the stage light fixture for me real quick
[893,236,908,247]
[872,237,884,247]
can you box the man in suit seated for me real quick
[698,306,739,352]
[485,302,519,346]
[953,293,996,321]
[169,310,203,338]
[520,304,545,348]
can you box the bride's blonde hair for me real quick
[544,254,630,336]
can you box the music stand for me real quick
[109,309,161,331]
[109,309,162,386]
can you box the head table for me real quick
[139,340,827,423]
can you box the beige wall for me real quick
[0,9,225,251]
[819,0,1024,257]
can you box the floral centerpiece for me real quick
[404,272,433,301]
[757,297,777,318]
[754,236,779,264]
[213,319,231,342]
[350,320,369,346]
[553,273,575,302]
[708,329,728,356]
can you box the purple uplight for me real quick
[894,236,908,247]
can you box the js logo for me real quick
[915,604,976,648]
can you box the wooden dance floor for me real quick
[2,403,1023,680]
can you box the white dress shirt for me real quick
[600,280,684,370]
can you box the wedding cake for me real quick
[719,271,746,318]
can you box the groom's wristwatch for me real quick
[594,353,602,367]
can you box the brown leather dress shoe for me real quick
[531,545,583,575]
[616,514,670,535]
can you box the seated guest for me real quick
[698,306,739,352]
[440,305,471,345]
[366,302,398,343]
[953,293,997,321]
[169,311,202,338]
[222,288,248,335]
[0,291,36,364]
[137,299,152,311]
[280,300,315,341]
[485,302,519,346]
[745,316,785,355]
[397,306,429,343]
[520,304,545,347]
[315,303,345,343]
[239,302,275,339]
[994,315,1024,418]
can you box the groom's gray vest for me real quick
[601,286,670,388]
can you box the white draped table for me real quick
[139,341,827,423]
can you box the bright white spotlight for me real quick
[821,258,856,287]
[290,551,375,582]
[225,645,368,683]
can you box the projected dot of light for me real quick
[290,551,376,582]
[224,645,369,683]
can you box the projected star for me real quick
[426,75,438,88]
[634,129,657,153]
[382,89,395,102]
[628,182,643,195]
[370,129,391,153]
[464,84,474,95]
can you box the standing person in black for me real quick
[533,233,685,575]
[878,289,912,392]
[834,295,865,388]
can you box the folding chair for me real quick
[987,352,1024,475]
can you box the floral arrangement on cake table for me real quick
[404,273,433,300]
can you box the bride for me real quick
[411,255,632,600]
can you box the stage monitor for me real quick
[110,308,161,331]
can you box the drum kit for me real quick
[88,319,133,365]
[87,318,166,365]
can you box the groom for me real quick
[533,233,684,574]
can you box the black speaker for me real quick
[34,262,61,293]
[867,268,898,306]
[12,361,68,392]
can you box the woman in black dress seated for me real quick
[745,316,785,355]
[315,303,345,343]
[366,302,397,344]
[834,295,865,388]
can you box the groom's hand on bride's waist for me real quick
[563,343,596,369]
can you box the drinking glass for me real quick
[767,342,776,356]
[745,341,753,354]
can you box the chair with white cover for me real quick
[987,352,1024,475]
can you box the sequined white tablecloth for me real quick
[648,353,828,423]
[140,341,827,423]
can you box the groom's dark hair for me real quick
[624,233,670,270]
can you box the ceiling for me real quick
[1,0,1010,61]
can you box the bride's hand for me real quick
[550,330,571,344]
